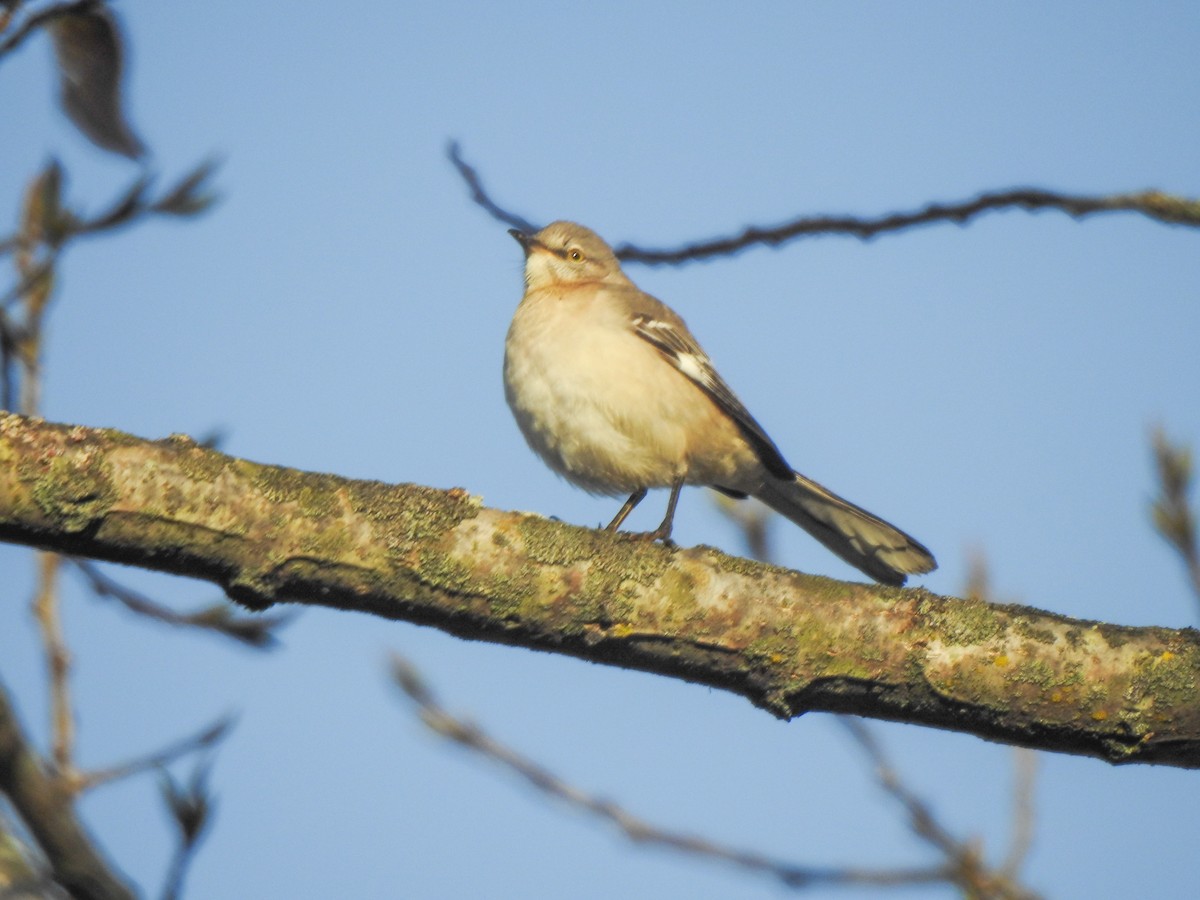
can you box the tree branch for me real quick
[68,556,288,648]
[446,141,538,235]
[0,677,135,900]
[32,551,74,775]
[612,189,1200,265]
[72,715,231,794]
[0,412,1197,768]
[447,141,1200,265]
[842,719,1036,899]
[391,656,947,892]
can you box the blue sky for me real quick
[2,2,1199,897]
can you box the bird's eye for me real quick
[567,248,584,262]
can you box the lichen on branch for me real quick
[0,412,1197,768]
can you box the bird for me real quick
[502,220,936,586]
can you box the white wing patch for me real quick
[630,313,793,479]
[673,348,709,383]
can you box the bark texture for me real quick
[1,412,1197,767]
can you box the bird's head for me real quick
[510,221,630,290]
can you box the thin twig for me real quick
[391,654,946,891]
[613,189,1200,265]
[158,762,215,900]
[445,141,539,235]
[720,512,1041,899]
[842,718,1040,900]
[15,183,75,782]
[32,553,74,778]
[0,162,217,268]
[841,719,961,856]
[710,493,774,563]
[447,141,1200,265]
[70,716,232,794]
[160,841,189,900]
[160,827,195,900]
[69,557,288,649]
[1001,749,1038,879]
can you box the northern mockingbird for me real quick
[503,220,936,586]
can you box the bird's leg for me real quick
[645,477,684,543]
[606,479,684,544]
[605,488,647,532]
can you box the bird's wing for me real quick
[627,301,793,480]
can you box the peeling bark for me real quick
[1,412,1197,768]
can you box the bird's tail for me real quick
[753,472,936,586]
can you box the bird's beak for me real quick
[509,228,536,255]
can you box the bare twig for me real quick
[1001,749,1038,880]
[842,719,1040,900]
[964,549,993,603]
[613,190,1200,265]
[0,677,135,900]
[31,553,74,779]
[841,719,961,856]
[71,716,232,794]
[445,141,538,235]
[710,493,774,564]
[158,762,215,900]
[721,511,1041,898]
[0,162,218,269]
[391,655,945,891]
[448,141,1200,265]
[14,167,77,783]
[69,558,289,649]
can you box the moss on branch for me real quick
[1,412,1197,767]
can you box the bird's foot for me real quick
[615,527,674,547]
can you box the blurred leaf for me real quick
[3,263,55,320]
[390,654,435,707]
[14,163,67,320]
[1151,428,1196,554]
[19,159,67,248]
[48,2,144,159]
[1151,428,1200,607]
[153,159,220,216]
